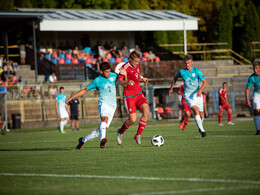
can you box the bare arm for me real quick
[169,77,178,96]
[245,88,251,108]
[197,79,207,96]
[66,88,88,104]
[55,101,59,115]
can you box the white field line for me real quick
[130,185,260,195]
[0,173,259,185]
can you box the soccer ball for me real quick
[151,135,164,147]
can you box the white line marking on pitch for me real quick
[130,186,260,195]
[0,173,259,185]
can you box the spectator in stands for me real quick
[68,92,80,131]
[3,68,13,82]
[4,61,14,72]
[0,56,3,68]
[94,56,102,72]
[146,50,156,62]
[10,60,18,72]
[121,45,130,58]
[98,46,108,58]
[0,65,3,76]
[49,72,57,83]
[49,85,57,100]
[110,45,122,58]
[135,45,142,53]
[73,46,81,59]
[34,82,44,100]
[19,42,26,65]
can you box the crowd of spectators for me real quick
[40,41,161,72]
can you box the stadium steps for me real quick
[16,65,45,83]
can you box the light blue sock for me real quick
[83,128,100,142]
[253,116,260,130]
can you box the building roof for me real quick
[17,8,199,32]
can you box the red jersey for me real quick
[177,84,187,103]
[218,88,228,105]
[118,62,142,97]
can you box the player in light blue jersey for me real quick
[169,54,208,137]
[246,61,260,135]
[66,62,128,149]
[56,87,70,134]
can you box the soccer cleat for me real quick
[218,123,224,126]
[201,132,206,138]
[179,121,183,130]
[6,129,10,132]
[72,129,75,131]
[76,137,84,150]
[228,122,235,125]
[134,134,141,144]
[182,127,187,131]
[117,129,123,145]
[100,138,107,149]
[256,130,260,135]
[60,130,66,134]
[77,128,80,131]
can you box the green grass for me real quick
[0,120,259,195]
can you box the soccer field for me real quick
[0,120,259,195]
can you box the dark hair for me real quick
[184,54,193,61]
[253,61,260,67]
[100,62,111,71]
[129,50,141,60]
[223,82,227,85]
[60,87,64,90]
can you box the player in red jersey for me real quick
[218,82,234,126]
[177,83,192,131]
[117,51,149,145]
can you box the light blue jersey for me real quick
[246,73,260,95]
[87,72,118,108]
[176,67,205,99]
[56,93,67,111]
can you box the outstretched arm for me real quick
[169,77,178,96]
[66,88,88,104]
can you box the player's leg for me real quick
[253,109,260,135]
[227,106,234,125]
[71,120,75,131]
[218,106,224,126]
[182,109,191,130]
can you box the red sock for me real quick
[218,114,222,123]
[180,115,184,123]
[228,113,231,122]
[183,118,189,129]
[137,120,147,135]
[119,121,130,134]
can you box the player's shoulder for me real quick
[110,72,117,78]
[123,62,131,70]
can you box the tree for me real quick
[217,0,233,48]
[240,0,260,59]
[128,0,139,10]
[0,0,15,11]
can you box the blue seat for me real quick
[51,59,57,64]
[45,53,51,61]
[65,59,72,64]
[123,57,128,62]
[58,54,65,59]
[109,58,116,63]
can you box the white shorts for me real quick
[185,94,204,112]
[252,93,260,109]
[59,109,69,119]
[98,103,116,127]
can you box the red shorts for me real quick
[124,93,148,114]
[219,104,231,111]
[182,102,192,113]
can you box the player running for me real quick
[66,62,128,149]
[169,54,207,138]
[245,61,260,135]
[177,83,192,131]
[218,82,234,126]
[117,51,149,145]
[56,87,70,134]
